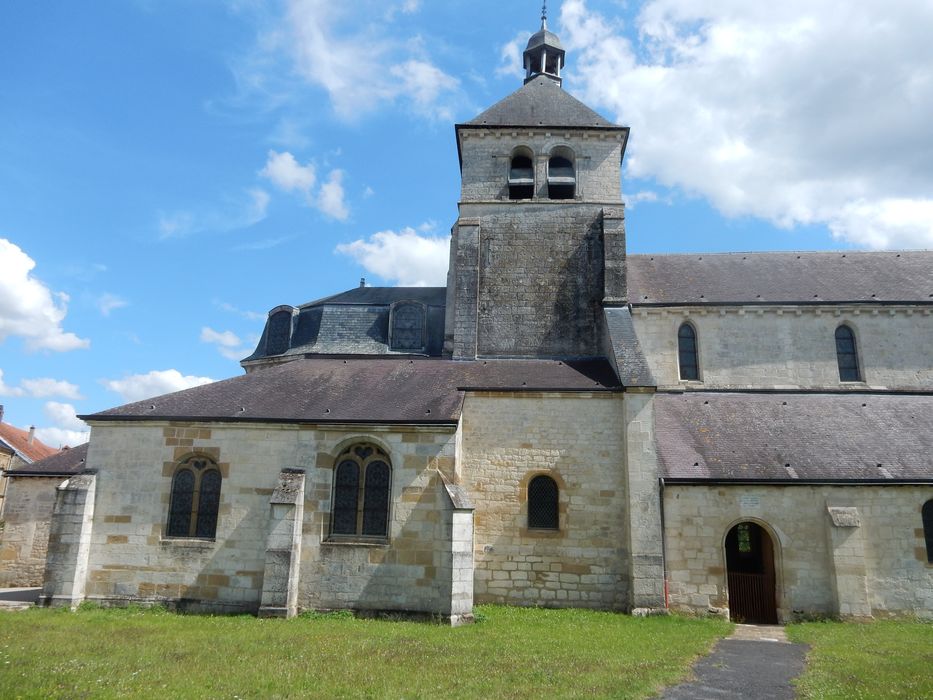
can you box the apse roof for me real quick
[628,251,933,305]
[656,392,933,482]
[7,442,88,477]
[83,358,620,425]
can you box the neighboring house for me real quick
[0,443,87,587]
[0,405,58,519]
[39,16,933,623]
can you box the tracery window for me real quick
[678,323,699,381]
[166,455,222,539]
[528,474,559,530]
[547,149,576,200]
[390,302,426,352]
[508,149,534,200]
[922,500,933,564]
[835,325,861,382]
[331,444,392,539]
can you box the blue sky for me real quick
[2,0,932,448]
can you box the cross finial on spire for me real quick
[541,1,547,30]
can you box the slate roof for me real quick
[83,358,620,425]
[461,75,619,129]
[628,251,933,305]
[655,392,933,482]
[7,442,88,477]
[0,422,57,463]
[604,307,655,387]
[243,287,447,363]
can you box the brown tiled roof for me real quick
[628,251,933,305]
[656,392,933,482]
[0,422,58,463]
[82,358,620,425]
[7,442,88,476]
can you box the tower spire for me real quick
[541,1,547,30]
[523,1,565,86]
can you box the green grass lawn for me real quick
[0,605,730,699]
[787,619,933,699]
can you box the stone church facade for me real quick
[41,18,933,623]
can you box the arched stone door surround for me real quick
[723,520,779,623]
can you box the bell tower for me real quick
[445,10,630,360]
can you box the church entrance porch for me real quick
[725,522,778,624]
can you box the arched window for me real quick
[922,500,933,563]
[528,474,559,530]
[508,150,534,200]
[266,309,293,356]
[835,325,861,382]
[166,455,222,539]
[330,444,392,539]
[390,302,426,351]
[678,323,699,381]
[547,148,575,200]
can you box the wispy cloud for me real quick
[260,150,349,220]
[214,300,265,321]
[97,292,129,316]
[200,326,258,361]
[158,188,270,239]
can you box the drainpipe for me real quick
[659,477,669,609]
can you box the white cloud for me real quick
[34,401,89,448]
[278,0,461,120]
[200,326,252,361]
[259,150,316,193]
[0,370,83,400]
[102,369,215,403]
[97,293,129,317]
[158,188,269,239]
[0,239,90,352]
[318,169,349,221]
[560,0,933,249]
[335,226,449,286]
[497,31,530,79]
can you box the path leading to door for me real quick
[660,625,808,700]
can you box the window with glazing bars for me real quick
[331,444,391,538]
[835,325,861,382]
[528,475,559,530]
[166,456,222,538]
[678,323,699,380]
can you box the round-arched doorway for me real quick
[725,521,778,624]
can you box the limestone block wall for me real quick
[460,391,630,609]
[632,305,933,390]
[458,129,624,203]
[75,421,464,617]
[0,476,59,586]
[663,484,933,620]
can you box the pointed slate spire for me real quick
[523,1,565,85]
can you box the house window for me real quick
[166,456,222,539]
[331,444,392,539]
[678,323,699,381]
[835,325,861,382]
[528,474,559,530]
[508,149,534,200]
[390,302,426,352]
[547,149,576,200]
[923,500,933,563]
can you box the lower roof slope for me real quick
[656,392,933,482]
[7,442,88,476]
[84,358,620,425]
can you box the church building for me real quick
[41,15,933,624]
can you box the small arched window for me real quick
[166,455,222,539]
[547,148,575,200]
[331,444,392,539]
[390,302,426,351]
[678,323,699,381]
[266,309,293,356]
[922,500,933,563]
[835,325,861,382]
[528,475,559,530]
[508,150,534,200]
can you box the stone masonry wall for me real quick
[663,484,933,620]
[632,305,933,390]
[75,421,463,617]
[0,476,59,586]
[460,392,630,609]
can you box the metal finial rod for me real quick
[541,1,547,29]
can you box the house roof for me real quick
[627,251,933,305]
[655,392,933,482]
[83,358,620,425]
[6,442,88,477]
[0,422,58,463]
[461,75,619,130]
